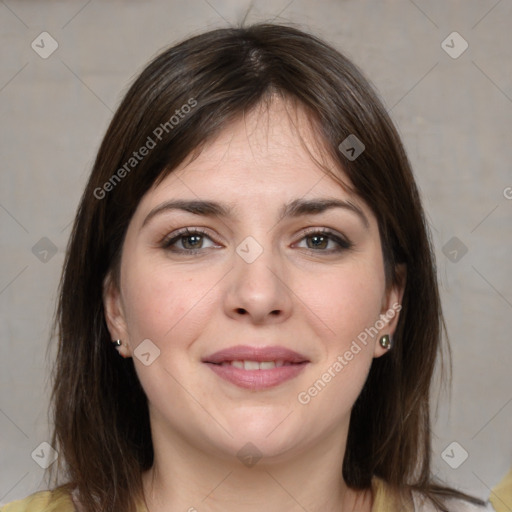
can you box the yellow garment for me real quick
[371,476,414,511]
[1,487,76,512]
[0,477,436,512]
[489,468,512,512]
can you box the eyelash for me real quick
[160,227,353,256]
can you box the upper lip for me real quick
[202,345,309,364]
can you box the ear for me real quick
[373,263,406,358]
[103,272,131,358]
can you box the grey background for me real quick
[1,0,511,505]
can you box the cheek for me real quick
[120,256,205,344]
[296,270,382,416]
[293,260,385,405]
[303,263,385,343]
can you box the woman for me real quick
[2,22,496,512]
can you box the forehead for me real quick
[143,96,357,207]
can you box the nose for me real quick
[223,239,293,325]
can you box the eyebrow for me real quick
[142,197,369,228]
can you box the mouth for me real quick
[202,345,309,390]
[215,359,302,369]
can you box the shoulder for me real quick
[490,468,512,512]
[0,488,75,512]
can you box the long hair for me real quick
[47,22,484,512]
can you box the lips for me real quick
[202,345,309,365]
[202,345,309,390]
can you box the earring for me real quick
[112,339,127,358]
[379,334,392,350]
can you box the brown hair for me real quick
[47,21,485,512]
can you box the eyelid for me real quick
[159,225,353,256]
[294,227,353,251]
[159,227,219,249]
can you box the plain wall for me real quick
[1,0,511,504]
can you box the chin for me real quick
[220,414,306,460]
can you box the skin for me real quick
[104,96,405,512]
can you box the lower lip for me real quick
[204,362,308,390]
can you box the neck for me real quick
[141,420,372,512]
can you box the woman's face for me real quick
[104,98,403,463]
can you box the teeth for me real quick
[222,360,289,370]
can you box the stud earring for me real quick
[379,334,392,350]
[112,339,128,358]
